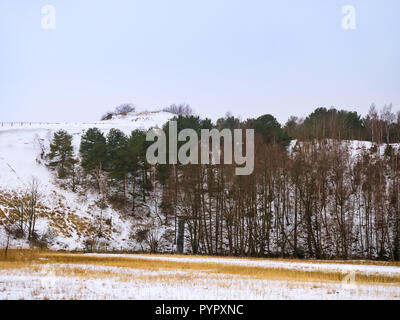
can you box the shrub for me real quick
[115,103,135,116]
[146,230,161,253]
[163,104,193,117]
[30,228,57,249]
[101,104,136,120]
[132,228,149,251]
[101,111,114,121]
[83,238,96,252]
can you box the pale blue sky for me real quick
[0,0,399,123]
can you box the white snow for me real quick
[0,258,399,300]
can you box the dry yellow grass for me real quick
[0,249,43,270]
[141,253,400,267]
[1,249,399,286]
[26,264,197,285]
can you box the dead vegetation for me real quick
[1,250,400,286]
[0,188,112,248]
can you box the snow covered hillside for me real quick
[1,110,399,254]
[0,111,173,250]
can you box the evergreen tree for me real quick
[79,128,107,172]
[251,114,289,146]
[106,128,129,178]
[48,130,76,178]
[128,130,149,203]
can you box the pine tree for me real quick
[48,130,76,178]
[80,128,107,172]
[128,129,149,202]
[106,128,129,178]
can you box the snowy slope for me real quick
[0,111,173,250]
[1,112,399,251]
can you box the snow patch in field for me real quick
[0,262,399,300]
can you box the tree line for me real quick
[47,104,400,260]
[286,104,400,143]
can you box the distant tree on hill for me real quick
[80,128,107,172]
[101,111,114,121]
[106,128,129,177]
[48,130,76,178]
[290,107,365,141]
[283,116,302,139]
[249,114,290,147]
[163,104,193,117]
[128,129,150,205]
[217,113,240,130]
[101,103,136,120]
[115,103,135,115]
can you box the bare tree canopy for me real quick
[101,103,136,120]
[163,104,193,117]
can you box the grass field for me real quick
[1,250,399,300]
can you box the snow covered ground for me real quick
[0,254,399,300]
